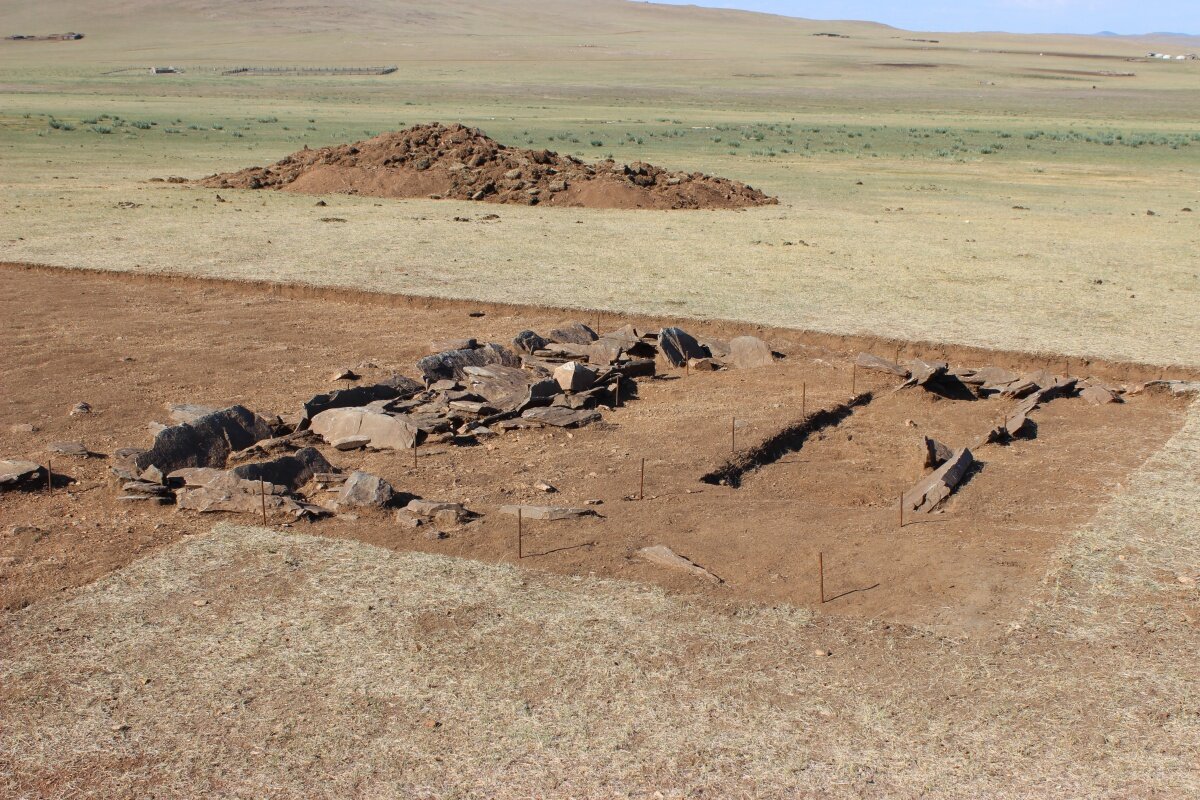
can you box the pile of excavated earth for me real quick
[196,123,778,209]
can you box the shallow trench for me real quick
[700,392,873,488]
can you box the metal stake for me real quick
[818,552,825,604]
[261,479,268,526]
[517,508,523,559]
[46,459,52,493]
[899,494,904,528]
[731,416,736,452]
[802,382,806,417]
[639,457,645,501]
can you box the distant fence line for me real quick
[98,65,398,77]
[222,65,398,76]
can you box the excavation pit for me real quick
[0,264,1191,634]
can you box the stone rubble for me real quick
[102,318,781,523]
[0,459,44,490]
[904,447,975,514]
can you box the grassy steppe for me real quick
[1,2,1197,366]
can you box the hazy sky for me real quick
[651,1,1199,35]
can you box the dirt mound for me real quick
[196,123,778,210]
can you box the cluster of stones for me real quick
[85,321,776,524]
[855,352,1131,515]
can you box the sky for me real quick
[650,1,1199,35]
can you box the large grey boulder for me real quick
[547,322,598,345]
[337,471,395,509]
[512,330,549,354]
[462,364,557,415]
[903,447,974,514]
[901,359,949,388]
[299,377,424,428]
[657,327,707,367]
[132,406,273,475]
[310,407,422,450]
[0,459,44,490]
[417,343,520,383]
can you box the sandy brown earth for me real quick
[197,122,778,210]
[0,264,1190,636]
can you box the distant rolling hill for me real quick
[4,0,1188,57]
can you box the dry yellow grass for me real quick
[3,390,1198,798]
[4,168,1198,368]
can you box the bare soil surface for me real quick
[0,265,1188,635]
[196,122,778,209]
